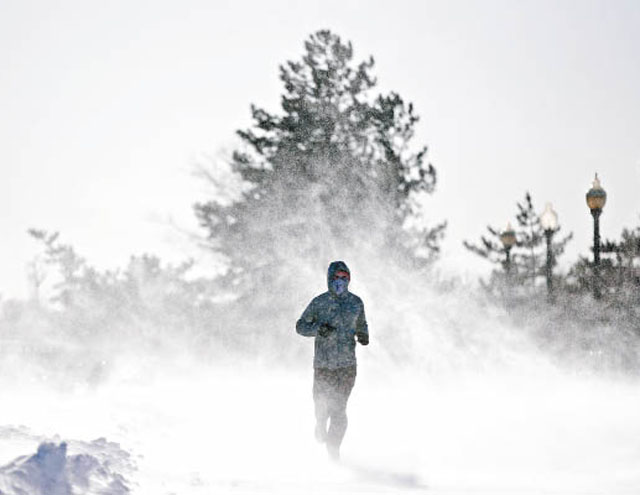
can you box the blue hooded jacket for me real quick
[296,261,369,369]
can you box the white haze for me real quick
[2,3,640,491]
[1,258,640,495]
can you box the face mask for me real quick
[331,278,348,295]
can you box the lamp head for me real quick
[500,223,517,249]
[586,173,607,211]
[540,202,559,232]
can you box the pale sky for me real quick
[2,0,639,298]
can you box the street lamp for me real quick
[586,173,607,299]
[540,203,559,301]
[500,223,517,276]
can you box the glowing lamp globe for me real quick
[500,223,517,249]
[586,174,607,211]
[540,203,559,232]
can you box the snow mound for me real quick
[0,438,132,495]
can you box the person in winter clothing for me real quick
[296,261,369,460]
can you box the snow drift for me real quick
[0,430,132,495]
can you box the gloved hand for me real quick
[356,332,369,345]
[318,323,335,337]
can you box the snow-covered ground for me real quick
[1,352,639,495]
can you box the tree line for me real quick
[1,30,639,381]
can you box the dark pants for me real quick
[313,366,357,451]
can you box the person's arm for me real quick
[296,299,320,337]
[355,300,369,345]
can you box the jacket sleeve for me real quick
[296,299,319,337]
[355,300,369,342]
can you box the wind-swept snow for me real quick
[1,358,639,494]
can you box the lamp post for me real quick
[540,203,559,302]
[586,174,607,299]
[500,223,517,277]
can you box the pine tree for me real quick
[194,30,444,289]
[515,193,543,288]
[568,223,640,298]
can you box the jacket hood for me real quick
[327,260,350,294]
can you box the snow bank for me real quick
[0,435,132,495]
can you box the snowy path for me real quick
[1,358,640,494]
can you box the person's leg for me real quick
[326,366,357,459]
[312,368,331,443]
